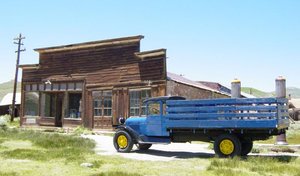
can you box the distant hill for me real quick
[242,87,300,98]
[241,87,273,97]
[284,87,300,98]
[0,80,21,100]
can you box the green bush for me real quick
[73,125,93,135]
[0,116,8,130]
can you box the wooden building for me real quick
[167,72,229,99]
[20,35,228,129]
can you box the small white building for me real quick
[0,93,21,116]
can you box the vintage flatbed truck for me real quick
[113,96,290,157]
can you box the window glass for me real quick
[163,103,167,115]
[68,93,82,118]
[24,92,39,117]
[148,102,161,115]
[130,91,140,116]
[41,93,56,117]
[93,91,112,117]
[32,84,38,91]
[39,84,44,91]
[75,82,83,90]
[129,89,151,116]
[25,84,31,91]
[67,83,75,90]
[52,83,59,91]
[60,83,66,90]
[45,84,51,91]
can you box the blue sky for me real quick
[0,0,299,91]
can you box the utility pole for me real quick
[11,33,25,122]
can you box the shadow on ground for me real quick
[134,149,215,159]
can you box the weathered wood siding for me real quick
[21,36,167,129]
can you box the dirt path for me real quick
[82,134,214,161]
[82,134,300,161]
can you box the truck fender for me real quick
[116,125,140,143]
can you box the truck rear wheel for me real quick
[136,143,152,150]
[240,138,253,156]
[113,130,134,153]
[214,134,241,158]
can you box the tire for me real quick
[214,134,241,158]
[240,138,253,156]
[136,143,152,150]
[113,130,134,153]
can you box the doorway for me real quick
[41,92,64,127]
[55,93,64,127]
[93,90,113,128]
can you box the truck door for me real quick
[145,101,163,136]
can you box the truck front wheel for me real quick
[214,134,241,158]
[113,130,134,153]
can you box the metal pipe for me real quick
[231,78,241,98]
[275,76,288,145]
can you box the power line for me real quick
[11,33,25,122]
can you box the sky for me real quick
[0,0,299,92]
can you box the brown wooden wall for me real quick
[21,40,167,129]
[23,44,140,82]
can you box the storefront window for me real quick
[24,92,39,117]
[68,93,82,118]
[129,89,151,116]
[41,93,56,117]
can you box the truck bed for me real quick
[165,98,289,130]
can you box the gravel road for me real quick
[82,134,214,161]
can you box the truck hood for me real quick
[125,117,147,135]
[125,116,146,126]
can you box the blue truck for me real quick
[113,96,290,157]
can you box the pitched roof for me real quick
[0,93,21,106]
[290,99,300,108]
[34,35,144,53]
[167,72,224,94]
[198,81,231,96]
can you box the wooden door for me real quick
[112,89,128,126]
[93,91,113,129]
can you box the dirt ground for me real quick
[83,134,300,161]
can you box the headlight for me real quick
[118,117,125,124]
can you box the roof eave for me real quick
[34,35,144,54]
[135,49,166,60]
[19,64,40,69]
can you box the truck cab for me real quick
[120,96,185,137]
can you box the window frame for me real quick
[129,88,151,117]
[24,91,40,118]
[93,90,112,118]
